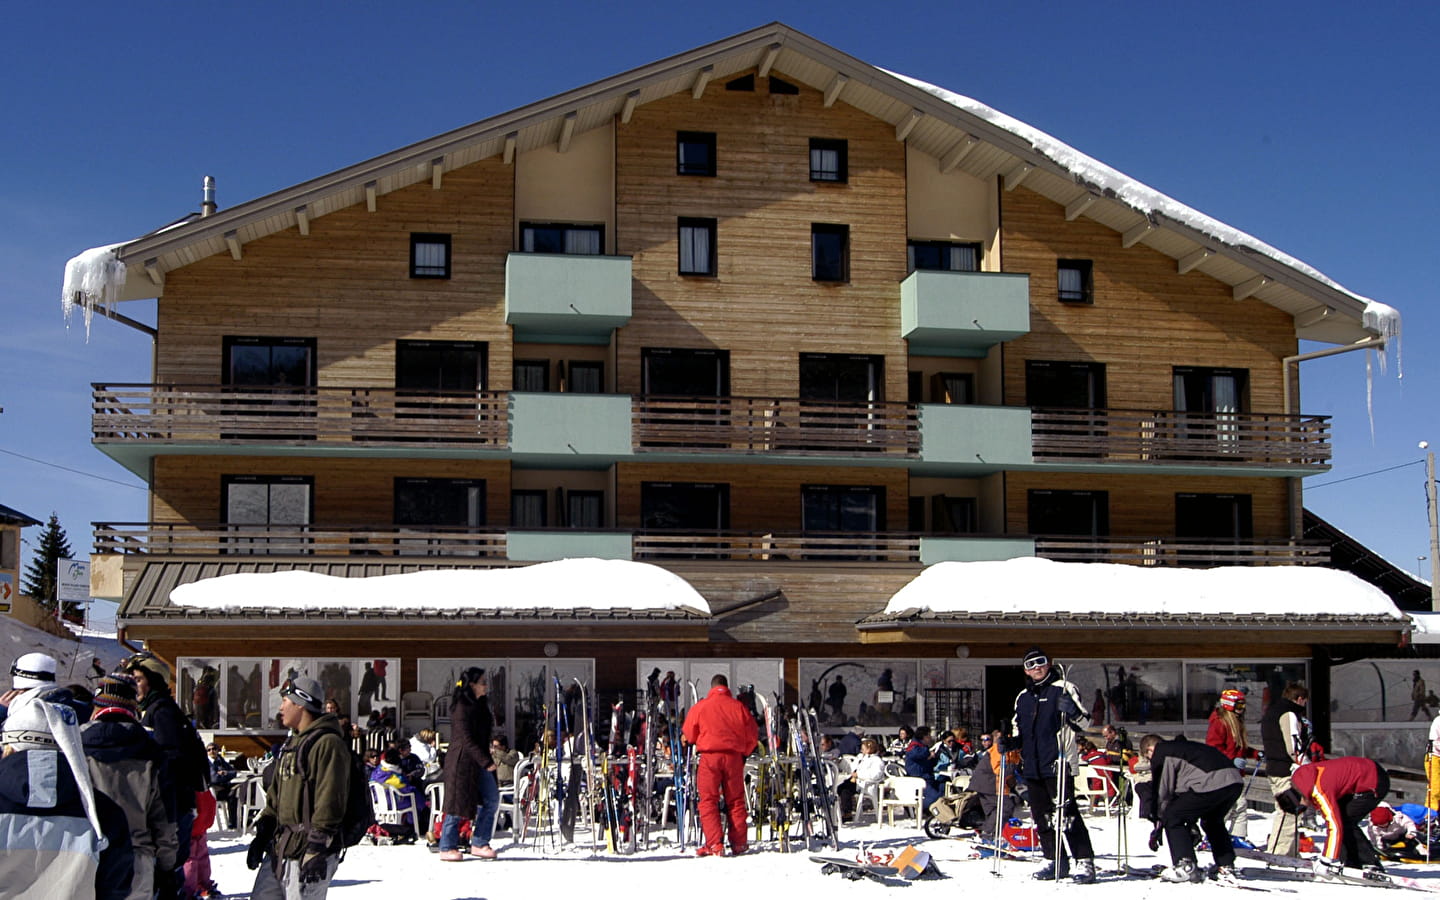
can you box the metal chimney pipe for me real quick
[201,175,217,217]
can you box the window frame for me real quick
[409,232,452,279]
[809,138,848,184]
[907,240,982,273]
[511,489,548,529]
[677,217,718,277]
[676,131,717,177]
[811,223,850,283]
[519,222,605,255]
[1057,258,1094,304]
[393,477,486,528]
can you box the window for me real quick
[394,478,484,527]
[676,131,716,176]
[725,74,755,91]
[1057,259,1093,303]
[809,139,847,183]
[678,217,717,276]
[568,491,604,529]
[222,475,313,554]
[223,336,315,389]
[511,490,547,528]
[768,76,799,95]
[396,340,485,393]
[1027,489,1109,537]
[514,360,549,392]
[1025,360,1106,409]
[1176,493,1253,542]
[1173,367,1248,414]
[800,353,882,403]
[811,224,849,282]
[641,482,730,531]
[908,240,981,273]
[641,348,729,396]
[566,361,604,394]
[410,233,451,279]
[520,222,603,255]
[932,372,974,404]
[802,485,884,532]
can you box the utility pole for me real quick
[1428,448,1439,612]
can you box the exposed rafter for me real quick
[895,108,923,142]
[224,231,242,261]
[364,181,377,212]
[503,132,518,165]
[1177,248,1212,275]
[144,259,163,286]
[1233,275,1271,301]
[294,205,310,236]
[823,73,848,108]
[557,112,577,153]
[939,135,978,173]
[1064,193,1097,221]
[757,42,781,78]
[691,65,713,99]
[430,157,444,190]
[1003,163,1033,191]
[620,90,639,125]
[1122,220,1157,248]
[1296,306,1333,328]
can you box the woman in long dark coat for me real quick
[438,667,499,860]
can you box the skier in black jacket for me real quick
[1139,734,1244,884]
[1009,647,1095,883]
[1259,682,1313,856]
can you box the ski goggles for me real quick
[9,662,55,683]
[1022,654,1050,670]
[280,678,322,710]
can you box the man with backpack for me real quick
[248,676,351,899]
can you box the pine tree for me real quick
[21,513,74,617]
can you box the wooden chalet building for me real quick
[70,24,1405,748]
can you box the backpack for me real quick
[297,730,375,849]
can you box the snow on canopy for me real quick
[883,557,1403,619]
[61,242,127,341]
[169,557,711,614]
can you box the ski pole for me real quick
[992,743,1006,877]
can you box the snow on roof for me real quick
[1408,612,1440,643]
[60,242,126,340]
[887,70,1399,335]
[883,557,1403,619]
[169,558,712,614]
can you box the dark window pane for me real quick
[511,491,547,528]
[812,224,848,282]
[1027,489,1108,536]
[514,361,549,392]
[800,353,880,402]
[396,341,484,392]
[641,482,729,530]
[676,131,716,176]
[568,362,603,394]
[395,478,484,527]
[642,348,728,396]
[569,491,604,529]
[809,139,847,183]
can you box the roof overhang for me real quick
[88,23,1385,346]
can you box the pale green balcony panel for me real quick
[919,536,1036,565]
[509,392,633,465]
[900,270,1030,356]
[505,253,632,344]
[507,531,633,562]
[919,404,1032,468]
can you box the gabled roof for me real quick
[1303,508,1432,611]
[0,504,41,527]
[89,22,1388,345]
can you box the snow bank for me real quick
[169,558,711,614]
[60,242,127,341]
[883,557,1402,618]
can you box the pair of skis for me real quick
[1236,847,1440,893]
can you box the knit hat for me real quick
[2,688,109,847]
[93,672,140,720]
[281,675,325,714]
[1371,806,1395,826]
[11,652,57,690]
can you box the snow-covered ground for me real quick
[203,808,1440,899]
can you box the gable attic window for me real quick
[725,74,755,91]
[677,131,717,176]
[768,76,799,95]
[678,217,717,276]
[1057,259,1093,303]
[809,138,847,183]
[410,233,452,279]
[811,223,849,283]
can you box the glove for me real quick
[247,815,277,870]
[299,830,335,884]
[1148,824,1163,852]
[1313,857,1343,880]
[1234,757,1248,769]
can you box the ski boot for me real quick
[1160,859,1203,883]
[1208,864,1239,886]
[1032,859,1070,881]
[1070,858,1096,884]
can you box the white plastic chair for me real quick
[370,781,421,838]
[852,779,883,824]
[1073,764,1117,816]
[237,776,266,834]
[400,690,434,737]
[493,757,530,836]
[425,781,445,837]
[878,775,926,828]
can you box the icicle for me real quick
[60,243,127,342]
[1366,348,1375,444]
[1363,300,1403,380]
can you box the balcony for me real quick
[92,522,507,558]
[918,404,1032,470]
[1034,535,1330,567]
[505,252,632,344]
[633,396,919,460]
[632,530,921,563]
[510,392,633,465]
[91,384,510,476]
[899,270,1030,357]
[1030,408,1330,473]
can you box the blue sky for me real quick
[1,2,1434,585]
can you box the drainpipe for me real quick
[116,625,143,655]
[1281,336,1387,542]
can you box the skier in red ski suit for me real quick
[682,674,758,857]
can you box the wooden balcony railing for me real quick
[632,530,922,562]
[92,522,507,558]
[92,384,510,446]
[633,395,919,456]
[1034,536,1330,566]
[1030,408,1330,467]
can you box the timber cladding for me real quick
[1000,187,1299,412]
[614,462,909,532]
[151,455,511,525]
[614,70,909,401]
[153,160,516,390]
[1004,471,1290,538]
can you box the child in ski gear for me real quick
[1205,689,1258,839]
[682,673,758,857]
[247,675,350,898]
[1364,803,1420,860]
[1009,648,1095,883]
[970,730,1018,837]
[1275,755,1390,876]
[370,747,426,837]
[1138,733,1243,884]
[1260,682,1312,857]
[438,668,498,861]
